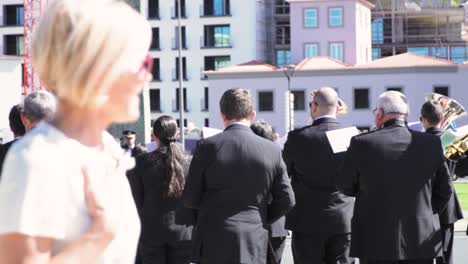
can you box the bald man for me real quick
[283,87,355,264]
[337,91,453,264]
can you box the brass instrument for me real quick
[445,134,468,162]
[425,93,466,130]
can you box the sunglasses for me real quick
[138,54,153,79]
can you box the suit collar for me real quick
[312,117,339,126]
[425,127,444,135]
[383,118,406,128]
[224,123,253,132]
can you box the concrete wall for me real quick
[207,66,466,137]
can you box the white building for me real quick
[139,0,273,131]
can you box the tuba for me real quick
[425,93,466,130]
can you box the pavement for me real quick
[281,232,468,263]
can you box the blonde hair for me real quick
[32,0,151,109]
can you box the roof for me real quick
[355,53,457,69]
[295,56,350,70]
[206,60,278,74]
[287,0,375,9]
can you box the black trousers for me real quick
[436,223,455,264]
[267,236,287,264]
[291,232,354,264]
[140,240,192,264]
[360,259,433,264]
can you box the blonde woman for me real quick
[0,0,152,263]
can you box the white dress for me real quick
[0,122,140,263]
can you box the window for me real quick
[204,56,231,71]
[4,5,23,26]
[431,47,448,60]
[203,0,230,16]
[329,42,344,62]
[176,119,188,127]
[275,0,289,15]
[175,88,188,111]
[292,91,305,110]
[276,50,291,66]
[173,0,186,18]
[304,8,318,28]
[387,87,403,93]
[258,91,274,112]
[305,43,319,58]
[354,88,369,109]
[372,48,381,60]
[371,17,383,44]
[329,7,343,27]
[173,26,187,49]
[150,28,160,50]
[174,57,187,80]
[202,87,209,111]
[275,20,290,45]
[204,118,210,127]
[152,58,161,81]
[149,89,161,112]
[450,46,467,64]
[434,86,449,97]
[148,0,159,19]
[4,35,24,55]
[408,47,429,56]
[204,25,231,47]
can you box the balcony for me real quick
[199,5,231,17]
[200,36,232,49]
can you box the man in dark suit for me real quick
[420,101,463,264]
[337,91,453,264]
[283,87,354,264]
[183,88,295,264]
[0,105,25,177]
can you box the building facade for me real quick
[289,0,373,65]
[140,0,274,132]
[207,54,468,136]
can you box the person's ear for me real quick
[221,112,227,123]
[249,111,256,122]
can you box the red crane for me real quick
[23,0,47,95]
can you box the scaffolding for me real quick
[23,0,47,95]
[370,0,467,59]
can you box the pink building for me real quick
[288,0,373,65]
[206,53,468,136]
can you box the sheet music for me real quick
[202,127,223,139]
[326,126,360,153]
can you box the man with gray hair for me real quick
[21,90,56,132]
[283,87,354,264]
[338,91,453,264]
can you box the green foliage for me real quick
[454,182,468,211]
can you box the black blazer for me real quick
[0,139,18,179]
[127,149,194,245]
[425,127,464,225]
[337,119,453,260]
[183,124,295,264]
[282,117,354,235]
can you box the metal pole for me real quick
[177,0,185,151]
[287,76,292,132]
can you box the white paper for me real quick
[326,126,360,153]
[202,127,223,139]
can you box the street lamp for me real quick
[282,64,296,132]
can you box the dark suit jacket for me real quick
[425,127,464,225]
[183,124,295,264]
[127,150,194,246]
[282,117,354,235]
[337,119,453,261]
[0,139,18,179]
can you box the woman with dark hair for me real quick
[129,115,194,264]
